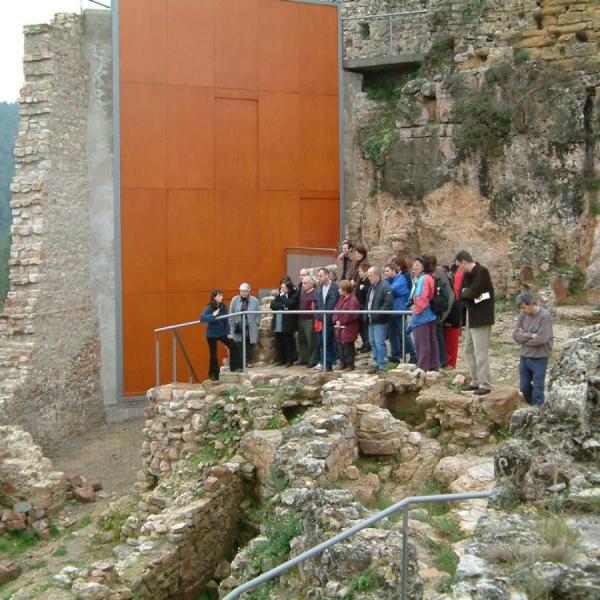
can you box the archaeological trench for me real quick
[1,0,600,599]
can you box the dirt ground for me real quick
[50,417,145,498]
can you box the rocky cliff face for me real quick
[343,0,600,300]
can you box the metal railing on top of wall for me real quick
[153,308,412,388]
[222,489,493,600]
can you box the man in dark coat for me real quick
[315,267,340,371]
[455,250,495,395]
[366,266,393,374]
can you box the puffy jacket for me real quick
[200,303,230,338]
[333,294,360,343]
[385,274,410,311]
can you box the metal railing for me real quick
[154,308,412,388]
[341,7,430,56]
[223,490,492,600]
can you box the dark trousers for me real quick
[275,332,296,364]
[413,321,440,372]
[298,319,319,365]
[359,314,371,349]
[519,355,548,406]
[435,320,447,367]
[338,341,356,369]
[316,323,335,369]
[207,336,241,380]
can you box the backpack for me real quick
[430,275,449,317]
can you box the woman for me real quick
[333,280,361,371]
[351,244,368,282]
[354,261,372,353]
[409,256,439,372]
[200,289,242,381]
[394,256,413,290]
[270,281,299,366]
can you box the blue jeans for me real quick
[316,323,335,369]
[369,323,388,369]
[388,314,416,361]
[519,355,548,406]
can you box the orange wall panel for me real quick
[123,293,168,396]
[258,0,300,93]
[300,197,339,248]
[166,86,215,189]
[213,190,260,291]
[258,191,300,287]
[215,98,258,191]
[166,0,214,87]
[300,94,339,192]
[166,190,215,292]
[121,83,166,189]
[215,0,258,90]
[120,0,167,84]
[120,0,339,394]
[121,189,167,295]
[258,91,300,191]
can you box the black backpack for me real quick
[430,275,449,317]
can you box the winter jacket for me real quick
[315,282,340,325]
[333,294,360,343]
[229,295,261,344]
[270,292,299,333]
[354,275,371,309]
[409,273,437,328]
[200,303,231,338]
[385,274,410,311]
[366,280,393,324]
[460,263,495,328]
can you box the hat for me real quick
[239,282,251,292]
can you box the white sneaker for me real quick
[313,363,323,371]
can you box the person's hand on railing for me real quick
[212,308,220,317]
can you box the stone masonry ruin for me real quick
[0,1,599,599]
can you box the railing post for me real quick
[401,313,406,363]
[322,311,327,370]
[242,313,247,372]
[172,331,177,383]
[155,333,160,388]
[402,502,409,600]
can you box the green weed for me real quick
[0,530,39,558]
[53,546,68,557]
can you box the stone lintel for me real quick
[343,52,424,72]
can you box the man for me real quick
[336,239,358,283]
[366,266,393,374]
[314,268,339,371]
[230,283,261,366]
[455,250,495,396]
[383,263,416,363]
[297,275,320,368]
[512,291,553,406]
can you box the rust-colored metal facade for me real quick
[120,0,339,395]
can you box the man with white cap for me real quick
[230,283,262,366]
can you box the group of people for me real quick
[200,241,553,408]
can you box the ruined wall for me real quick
[343,0,600,299]
[0,14,104,452]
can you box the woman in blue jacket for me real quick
[200,289,242,381]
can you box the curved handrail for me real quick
[222,490,492,600]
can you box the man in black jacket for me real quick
[315,267,340,371]
[455,250,495,395]
[366,266,393,374]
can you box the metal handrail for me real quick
[223,490,492,600]
[153,308,413,388]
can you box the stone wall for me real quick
[0,14,104,452]
[342,0,600,298]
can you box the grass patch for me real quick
[431,515,464,543]
[52,546,68,557]
[435,542,459,576]
[98,509,129,542]
[354,456,390,475]
[417,478,450,516]
[0,530,40,558]
[343,569,383,598]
